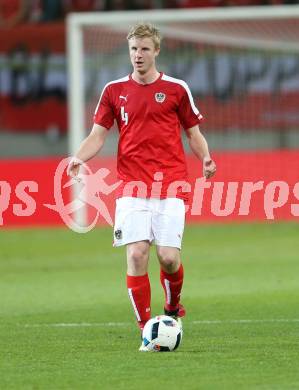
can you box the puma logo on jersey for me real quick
[119,95,128,102]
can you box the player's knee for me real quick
[157,249,180,273]
[127,244,149,273]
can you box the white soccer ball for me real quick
[142,315,183,352]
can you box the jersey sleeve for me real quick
[177,83,203,130]
[93,86,115,129]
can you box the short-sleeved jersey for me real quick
[94,72,203,201]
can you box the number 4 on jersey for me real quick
[121,106,128,125]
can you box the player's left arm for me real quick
[185,125,216,179]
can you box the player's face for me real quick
[129,37,160,75]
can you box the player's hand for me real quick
[203,156,216,179]
[67,157,82,182]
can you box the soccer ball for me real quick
[142,315,182,352]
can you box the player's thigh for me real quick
[113,197,152,247]
[152,198,185,249]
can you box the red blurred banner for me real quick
[0,23,66,132]
[0,23,65,53]
[0,150,298,228]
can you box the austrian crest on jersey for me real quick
[155,92,166,103]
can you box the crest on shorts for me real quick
[155,92,166,103]
[115,229,122,240]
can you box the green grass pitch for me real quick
[0,222,298,389]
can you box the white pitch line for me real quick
[192,319,299,324]
[22,322,130,328]
[20,319,299,328]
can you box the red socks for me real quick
[127,265,184,330]
[127,274,151,330]
[160,264,184,312]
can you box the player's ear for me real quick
[155,48,160,57]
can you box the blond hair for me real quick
[127,22,161,50]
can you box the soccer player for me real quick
[67,22,216,351]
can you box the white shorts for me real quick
[113,197,185,249]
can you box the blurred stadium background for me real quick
[0,0,298,226]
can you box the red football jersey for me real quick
[93,72,203,201]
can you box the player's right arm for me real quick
[67,123,108,178]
